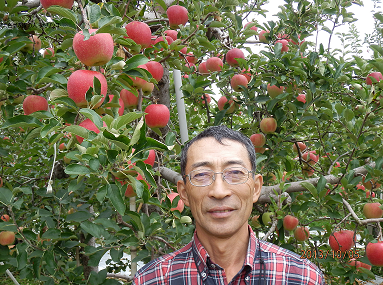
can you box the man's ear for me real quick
[177,179,190,207]
[252,174,263,204]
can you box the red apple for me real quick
[230,74,248,92]
[144,104,170,128]
[254,147,266,154]
[347,259,372,270]
[22,35,41,52]
[129,64,149,89]
[168,192,184,212]
[123,174,150,197]
[217,96,237,113]
[241,68,252,82]
[250,133,266,147]
[125,21,152,49]
[362,176,381,190]
[186,52,197,64]
[145,61,164,82]
[275,39,289,52]
[67,70,107,108]
[167,5,188,29]
[40,0,73,9]
[120,89,139,109]
[294,226,310,241]
[260,117,277,134]
[23,95,48,115]
[154,36,174,50]
[198,61,209,75]
[267,84,284,98]
[244,22,258,32]
[302,151,319,166]
[143,149,156,166]
[258,30,269,43]
[283,215,299,231]
[206,57,223,72]
[293,142,306,153]
[164,30,178,41]
[296,93,306,103]
[366,72,383,85]
[329,230,355,252]
[0,215,10,222]
[200,94,211,105]
[366,241,383,266]
[226,48,245,67]
[43,47,54,58]
[363,203,383,219]
[0,231,15,246]
[73,29,114,66]
[106,95,124,116]
[76,118,106,144]
[58,143,65,151]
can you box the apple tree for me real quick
[1,0,383,284]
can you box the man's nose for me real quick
[208,173,232,199]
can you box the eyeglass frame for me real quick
[183,166,255,187]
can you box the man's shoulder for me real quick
[133,241,194,284]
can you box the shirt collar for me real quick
[191,225,258,272]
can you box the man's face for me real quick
[177,137,263,241]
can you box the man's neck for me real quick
[196,224,250,282]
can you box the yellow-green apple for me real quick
[0,231,15,246]
[40,0,74,8]
[366,72,383,85]
[125,21,152,49]
[0,215,9,222]
[275,39,289,52]
[251,215,261,228]
[258,30,269,43]
[206,57,223,72]
[262,212,273,225]
[329,230,355,252]
[363,203,383,219]
[226,48,245,67]
[198,61,209,75]
[267,84,284,98]
[186,52,197,64]
[347,259,372,270]
[106,95,124,116]
[296,93,306,103]
[144,104,170,128]
[244,22,258,32]
[294,226,310,241]
[260,117,277,134]
[22,35,41,52]
[141,81,154,96]
[366,241,383,266]
[283,215,299,231]
[67,70,107,108]
[76,118,107,144]
[217,96,237,113]
[293,142,307,153]
[168,192,184,212]
[250,133,266,147]
[167,5,189,29]
[43,47,54,58]
[73,29,114,66]
[230,74,248,91]
[165,30,178,41]
[145,61,164,82]
[23,95,48,115]
[120,89,139,109]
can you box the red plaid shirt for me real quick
[133,226,325,285]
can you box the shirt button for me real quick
[201,272,207,278]
[211,264,215,269]
[245,276,250,281]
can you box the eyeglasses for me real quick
[185,166,254,187]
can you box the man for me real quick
[133,125,325,284]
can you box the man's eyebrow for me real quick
[190,160,247,169]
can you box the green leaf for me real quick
[64,125,88,140]
[41,229,61,240]
[79,108,103,129]
[300,181,318,199]
[371,44,383,57]
[114,112,143,130]
[103,130,130,150]
[1,115,43,129]
[209,21,226,28]
[52,97,77,109]
[0,188,13,205]
[47,6,77,23]
[65,164,91,175]
[66,211,93,222]
[36,66,62,83]
[125,54,149,70]
[107,184,125,215]
[155,0,166,11]
[5,42,25,54]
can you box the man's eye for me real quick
[192,172,210,179]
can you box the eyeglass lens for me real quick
[189,167,249,186]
